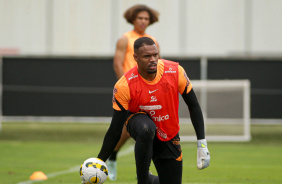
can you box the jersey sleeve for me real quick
[112,76,130,110]
[178,65,193,94]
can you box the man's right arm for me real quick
[97,108,127,162]
[97,77,130,161]
[113,36,128,79]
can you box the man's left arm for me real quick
[181,89,211,170]
[181,88,205,139]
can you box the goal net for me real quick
[179,80,251,142]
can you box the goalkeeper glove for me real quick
[197,139,210,170]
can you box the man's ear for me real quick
[133,53,138,62]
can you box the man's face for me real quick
[134,44,159,75]
[132,11,150,32]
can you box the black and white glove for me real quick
[197,139,210,170]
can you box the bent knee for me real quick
[138,123,156,140]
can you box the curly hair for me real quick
[124,4,159,25]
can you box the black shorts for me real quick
[152,133,182,162]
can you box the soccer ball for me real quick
[80,157,108,184]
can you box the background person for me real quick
[108,4,160,181]
[98,37,210,184]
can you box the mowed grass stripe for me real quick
[1,123,282,184]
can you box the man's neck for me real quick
[133,29,146,36]
[138,69,157,81]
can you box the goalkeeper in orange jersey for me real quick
[98,37,210,184]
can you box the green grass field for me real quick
[1,122,282,184]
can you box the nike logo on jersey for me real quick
[149,89,158,94]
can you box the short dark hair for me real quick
[124,4,159,25]
[134,37,156,53]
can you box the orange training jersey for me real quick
[126,60,179,141]
[123,30,157,73]
[112,59,193,141]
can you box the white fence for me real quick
[1,0,282,56]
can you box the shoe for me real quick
[148,172,159,184]
[107,160,117,181]
[136,171,159,184]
